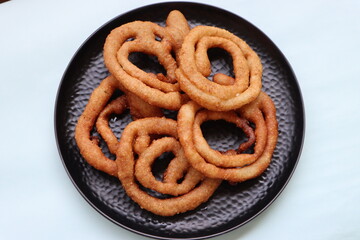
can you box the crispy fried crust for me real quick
[116,117,221,216]
[103,11,191,110]
[75,10,279,216]
[75,76,164,176]
[176,26,262,111]
[178,92,278,182]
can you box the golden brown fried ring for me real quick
[135,137,203,196]
[176,26,262,111]
[104,11,190,110]
[192,110,265,168]
[194,36,249,94]
[75,76,120,176]
[116,117,221,216]
[75,75,164,176]
[178,92,278,182]
[117,42,178,92]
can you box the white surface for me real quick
[1,0,359,239]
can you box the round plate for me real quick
[55,2,305,239]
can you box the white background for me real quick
[0,0,359,239]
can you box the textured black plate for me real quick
[55,2,304,239]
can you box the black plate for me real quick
[55,2,304,239]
